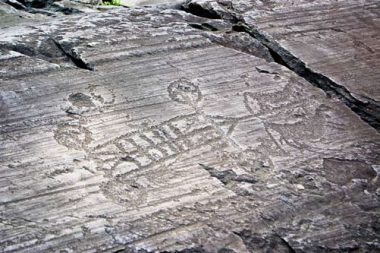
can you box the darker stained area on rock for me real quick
[199,163,257,185]
[68,93,96,108]
[180,1,221,19]
[323,158,377,186]
[234,231,295,253]
[4,0,82,15]
[1,37,68,62]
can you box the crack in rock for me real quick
[199,163,257,185]
[1,3,380,253]
[0,36,94,71]
[51,38,94,71]
[180,1,380,132]
[180,1,222,19]
[187,20,274,62]
[0,36,92,71]
[233,230,296,253]
[4,0,82,15]
[232,23,380,132]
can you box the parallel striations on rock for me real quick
[182,0,380,130]
[0,3,380,253]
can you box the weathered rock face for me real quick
[0,1,41,27]
[182,0,380,130]
[118,0,184,7]
[0,2,379,253]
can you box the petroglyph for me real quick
[78,113,237,204]
[243,92,261,115]
[90,114,224,169]
[2,3,380,252]
[54,122,92,150]
[51,76,294,205]
[53,80,247,205]
[167,78,202,106]
[87,84,116,105]
[68,93,96,108]
[55,84,118,151]
[64,85,116,116]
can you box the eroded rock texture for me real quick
[0,1,379,253]
[182,0,380,130]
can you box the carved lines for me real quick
[167,78,202,106]
[90,114,224,177]
[54,123,92,150]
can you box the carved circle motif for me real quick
[168,78,202,105]
[54,123,92,150]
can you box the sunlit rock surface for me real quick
[0,1,379,253]
[183,0,380,129]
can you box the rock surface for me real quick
[183,0,380,130]
[118,0,183,7]
[0,1,379,253]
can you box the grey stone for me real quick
[183,0,380,130]
[0,2,379,253]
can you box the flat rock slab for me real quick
[246,0,380,112]
[1,5,380,253]
[184,0,380,129]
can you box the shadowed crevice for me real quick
[233,23,380,131]
[180,2,380,131]
[51,38,94,71]
[180,1,221,19]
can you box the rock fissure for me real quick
[275,234,297,253]
[233,230,297,253]
[1,1,380,253]
[51,38,94,71]
[233,23,380,131]
[181,2,380,131]
[180,2,221,20]
[4,0,82,15]
[199,163,257,185]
